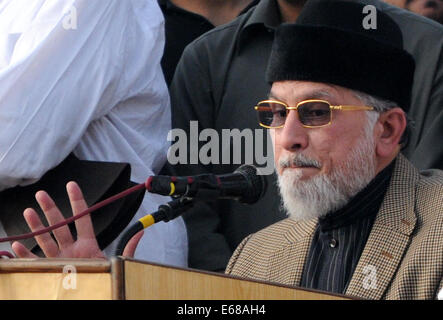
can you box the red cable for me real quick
[0,251,14,259]
[0,182,146,244]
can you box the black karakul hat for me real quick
[266,0,415,112]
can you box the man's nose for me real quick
[278,110,309,152]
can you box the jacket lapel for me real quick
[345,155,418,299]
[267,218,317,286]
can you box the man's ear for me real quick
[375,107,407,158]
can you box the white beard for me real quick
[277,117,378,221]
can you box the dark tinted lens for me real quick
[298,101,331,126]
[256,102,287,128]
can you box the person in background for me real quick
[168,0,443,272]
[158,0,259,86]
[405,0,443,23]
[0,0,187,266]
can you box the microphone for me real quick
[114,165,267,256]
[145,165,267,204]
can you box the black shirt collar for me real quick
[244,0,281,30]
[159,0,261,27]
[318,159,396,232]
[237,0,281,53]
[241,0,262,16]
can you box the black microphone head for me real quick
[234,165,267,204]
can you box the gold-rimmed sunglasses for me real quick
[254,99,374,129]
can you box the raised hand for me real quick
[11,181,143,259]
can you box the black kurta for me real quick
[300,162,395,294]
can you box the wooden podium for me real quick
[0,258,350,300]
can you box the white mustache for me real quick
[279,153,322,169]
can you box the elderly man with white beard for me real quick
[225,0,443,300]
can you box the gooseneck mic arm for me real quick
[114,197,194,256]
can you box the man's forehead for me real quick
[268,81,343,103]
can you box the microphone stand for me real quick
[114,197,194,256]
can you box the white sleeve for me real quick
[0,0,165,191]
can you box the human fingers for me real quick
[122,230,144,258]
[66,181,96,240]
[11,241,39,259]
[22,208,59,257]
[35,191,74,248]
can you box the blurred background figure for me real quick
[159,0,259,86]
[0,0,188,266]
[405,0,443,23]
